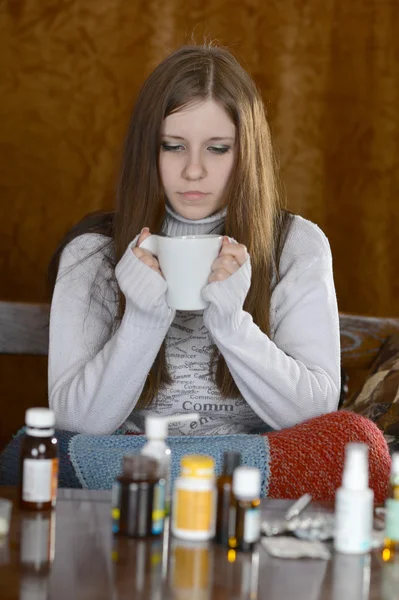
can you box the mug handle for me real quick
[139,235,159,257]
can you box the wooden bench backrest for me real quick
[340,313,399,370]
[0,301,49,355]
[1,301,398,368]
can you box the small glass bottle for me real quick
[112,454,165,538]
[172,455,216,541]
[215,451,241,545]
[230,467,261,552]
[19,408,58,511]
[383,452,399,561]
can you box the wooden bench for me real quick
[1,300,398,361]
[340,313,399,370]
[1,299,398,359]
[0,300,398,402]
[339,313,399,403]
[0,301,49,355]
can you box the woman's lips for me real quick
[180,191,209,200]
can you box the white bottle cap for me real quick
[145,413,200,440]
[25,408,55,429]
[391,452,399,477]
[232,467,261,499]
[342,443,369,491]
[145,416,169,440]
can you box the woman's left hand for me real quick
[208,236,249,283]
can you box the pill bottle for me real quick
[172,455,216,541]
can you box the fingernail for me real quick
[141,227,149,234]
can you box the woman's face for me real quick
[159,99,236,220]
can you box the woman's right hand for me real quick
[132,228,163,277]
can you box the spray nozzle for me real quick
[145,413,200,440]
[342,443,369,491]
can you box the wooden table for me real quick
[0,487,395,599]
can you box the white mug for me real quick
[140,234,223,310]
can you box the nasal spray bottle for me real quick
[334,443,374,554]
[141,413,200,513]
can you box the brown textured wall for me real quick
[0,0,398,447]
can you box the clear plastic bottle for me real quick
[19,408,58,511]
[141,413,199,513]
[383,452,399,561]
[334,443,374,554]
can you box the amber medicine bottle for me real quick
[172,455,216,541]
[230,467,261,552]
[383,452,399,561]
[19,408,58,511]
[215,451,241,545]
[112,454,165,537]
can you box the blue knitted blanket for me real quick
[1,430,271,497]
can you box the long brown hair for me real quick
[49,43,293,408]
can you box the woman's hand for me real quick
[132,228,163,277]
[208,236,248,283]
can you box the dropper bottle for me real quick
[334,443,374,554]
[141,413,199,513]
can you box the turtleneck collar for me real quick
[162,203,227,237]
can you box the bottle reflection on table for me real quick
[381,557,399,600]
[171,539,214,600]
[19,510,56,600]
[218,546,259,600]
[331,553,371,600]
[112,536,163,599]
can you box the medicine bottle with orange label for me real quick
[19,408,58,511]
[172,455,216,541]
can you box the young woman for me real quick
[47,44,390,500]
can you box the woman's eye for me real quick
[208,146,230,155]
[161,143,185,152]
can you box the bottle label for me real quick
[175,489,213,532]
[243,506,260,543]
[22,459,58,503]
[152,480,166,535]
[111,482,121,534]
[385,499,399,541]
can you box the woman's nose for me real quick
[183,152,206,180]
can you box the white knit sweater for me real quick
[48,206,340,435]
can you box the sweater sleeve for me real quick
[48,234,175,434]
[202,217,340,430]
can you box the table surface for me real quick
[0,487,395,600]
